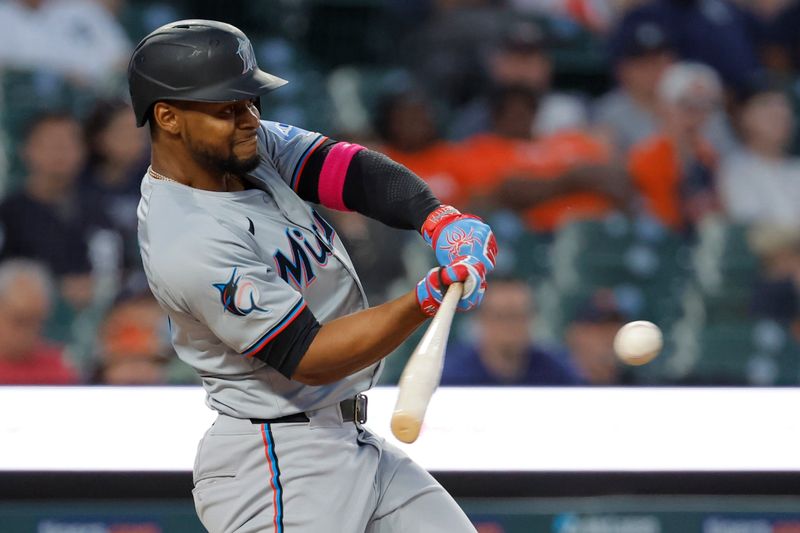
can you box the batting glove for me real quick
[416,256,488,317]
[421,205,498,272]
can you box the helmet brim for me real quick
[137,68,288,126]
[185,68,288,102]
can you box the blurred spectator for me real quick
[0,259,78,384]
[81,99,148,280]
[449,18,588,140]
[375,88,472,208]
[734,0,794,19]
[401,0,507,108]
[760,0,800,73]
[509,0,649,34]
[596,17,735,158]
[628,62,723,232]
[463,84,629,233]
[564,289,628,384]
[0,111,116,309]
[593,19,676,156]
[441,277,584,385]
[89,291,171,385]
[609,0,763,94]
[719,86,800,228]
[748,226,800,325]
[0,0,131,84]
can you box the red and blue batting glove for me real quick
[421,205,498,273]
[416,256,488,317]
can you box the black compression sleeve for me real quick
[343,149,441,231]
[295,143,441,231]
[247,306,321,379]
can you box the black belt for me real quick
[250,394,367,425]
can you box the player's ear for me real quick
[152,102,181,135]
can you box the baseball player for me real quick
[128,20,497,533]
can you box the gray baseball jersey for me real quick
[139,120,475,533]
[138,120,381,419]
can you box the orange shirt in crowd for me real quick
[381,142,474,210]
[628,134,718,230]
[0,342,79,384]
[458,130,615,232]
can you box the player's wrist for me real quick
[415,270,441,317]
[416,256,488,316]
[421,204,461,245]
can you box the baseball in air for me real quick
[613,321,663,366]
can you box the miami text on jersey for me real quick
[274,212,336,289]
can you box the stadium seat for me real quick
[690,217,761,322]
[502,230,553,285]
[692,217,759,291]
[550,216,688,290]
[665,318,800,385]
[535,217,689,340]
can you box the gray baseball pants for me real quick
[192,403,477,532]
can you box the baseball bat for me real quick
[391,281,464,444]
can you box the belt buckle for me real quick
[355,394,368,424]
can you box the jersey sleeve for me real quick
[257,120,440,232]
[258,120,329,191]
[156,225,318,377]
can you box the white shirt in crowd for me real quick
[592,88,738,158]
[0,0,131,82]
[719,149,800,229]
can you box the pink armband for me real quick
[318,142,365,211]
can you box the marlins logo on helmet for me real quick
[213,268,269,316]
[236,37,257,74]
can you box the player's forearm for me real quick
[294,142,440,231]
[292,291,427,385]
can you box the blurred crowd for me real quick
[3,0,800,387]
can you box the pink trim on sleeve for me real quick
[318,142,364,211]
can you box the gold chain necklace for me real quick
[148,166,244,191]
[147,166,181,184]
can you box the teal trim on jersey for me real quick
[261,424,284,532]
[290,135,327,191]
[243,299,306,357]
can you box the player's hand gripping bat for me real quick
[391,282,463,443]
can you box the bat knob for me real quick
[391,411,422,444]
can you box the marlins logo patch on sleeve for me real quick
[214,268,270,316]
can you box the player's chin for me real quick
[230,140,259,170]
[233,153,260,174]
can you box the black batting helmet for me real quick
[127,19,287,127]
